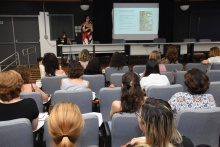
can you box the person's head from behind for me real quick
[209,47,220,57]
[166,46,178,63]
[137,97,182,147]
[68,60,84,78]
[149,50,162,64]
[84,57,102,75]
[109,52,126,70]
[42,53,59,76]
[0,70,24,102]
[78,49,91,62]
[15,65,31,84]
[61,32,67,39]
[144,59,160,77]
[48,102,84,147]
[121,72,144,112]
[184,68,210,95]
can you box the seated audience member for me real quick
[140,50,167,80]
[58,32,75,63]
[162,46,179,64]
[122,97,194,147]
[140,59,170,94]
[169,68,216,115]
[15,65,49,103]
[201,47,220,64]
[84,57,102,75]
[0,70,39,130]
[110,72,145,118]
[109,51,126,70]
[60,60,90,90]
[39,52,66,79]
[78,49,92,69]
[48,102,84,147]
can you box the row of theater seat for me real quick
[1,107,220,147]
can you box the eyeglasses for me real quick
[135,111,140,117]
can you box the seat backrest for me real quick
[153,38,166,43]
[112,39,125,43]
[41,75,67,96]
[111,113,142,147]
[0,118,33,147]
[176,108,220,147]
[110,73,124,87]
[183,38,196,42]
[199,39,211,42]
[82,74,105,97]
[99,87,121,122]
[210,63,220,70]
[174,71,187,92]
[164,64,183,72]
[147,84,183,101]
[78,113,99,147]
[206,81,220,107]
[44,113,99,147]
[161,71,172,84]
[206,70,220,82]
[132,65,145,74]
[105,66,129,82]
[52,89,93,114]
[185,63,209,73]
[20,92,43,112]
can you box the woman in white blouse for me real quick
[140,59,170,94]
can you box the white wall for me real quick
[38,12,57,57]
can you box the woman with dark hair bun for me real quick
[110,72,145,118]
[169,68,216,115]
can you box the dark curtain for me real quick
[158,0,174,42]
[93,0,113,43]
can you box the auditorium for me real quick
[0,0,220,147]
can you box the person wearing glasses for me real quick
[81,15,93,44]
[122,97,194,147]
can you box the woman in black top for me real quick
[0,70,39,131]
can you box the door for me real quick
[0,16,40,66]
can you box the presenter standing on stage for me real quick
[81,15,93,44]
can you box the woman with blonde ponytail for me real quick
[48,102,84,147]
[110,72,145,118]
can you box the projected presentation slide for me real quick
[113,3,159,40]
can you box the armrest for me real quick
[99,122,111,147]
